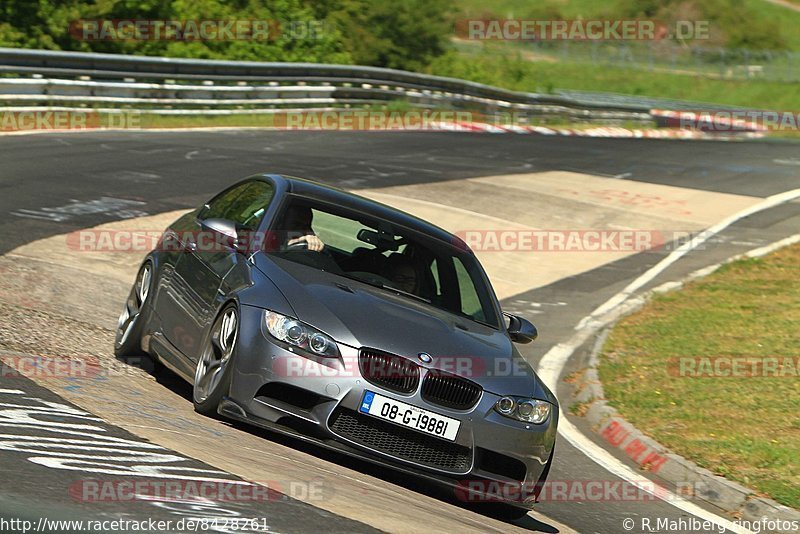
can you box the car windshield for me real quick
[265,195,500,328]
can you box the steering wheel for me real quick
[284,240,333,257]
[285,240,310,251]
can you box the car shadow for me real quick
[119,353,562,532]
[232,419,562,532]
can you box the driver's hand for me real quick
[288,234,324,252]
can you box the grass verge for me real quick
[0,107,624,133]
[454,0,800,51]
[429,48,800,111]
[597,243,800,509]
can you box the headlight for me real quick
[494,396,551,424]
[263,310,340,358]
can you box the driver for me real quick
[280,205,325,252]
[383,254,421,295]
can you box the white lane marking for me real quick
[557,417,751,534]
[10,197,147,223]
[538,187,800,534]
[0,389,25,395]
[743,233,800,258]
[773,158,800,166]
[579,187,800,328]
[183,148,231,161]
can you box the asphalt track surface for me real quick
[0,377,379,533]
[1,130,799,533]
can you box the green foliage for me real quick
[0,0,794,71]
[428,47,800,111]
[309,0,454,70]
[702,0,786,51]
[613,0,787,50]
[597,243,800,508]
[0,0,454,68]
[457,0,792,51]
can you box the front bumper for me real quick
[228,305,558,507]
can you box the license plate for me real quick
[359,391,460,441]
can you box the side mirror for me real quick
[200,218,240,251]
[505,313,538,344]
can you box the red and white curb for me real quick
[394,120,764,139]
[651,109,769,133]
[539,188,800,533]
[0,120,765,140]
[444,121,765,140]
[579,235,800,530]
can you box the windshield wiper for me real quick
[337,273,494,324]
[464,315,497,329]
[335,273,432,303]
[378,283,432,304]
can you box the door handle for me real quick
[185,241,197,252]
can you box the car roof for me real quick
[260,173,466,248]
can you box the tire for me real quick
[114,261,153,358]
[193,303,238,416]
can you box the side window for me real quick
[201,184,247,221]
[200,181,275,230]
[224,181,275,230]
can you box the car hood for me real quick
[252,253,544,397]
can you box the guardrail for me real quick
[0,47,749,124]
[0,49,645,124]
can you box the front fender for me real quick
[235,258,295,318]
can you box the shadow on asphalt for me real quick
[116,353,561,532]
